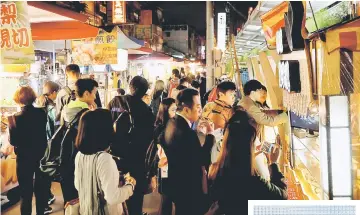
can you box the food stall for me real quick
[233,1,360,200]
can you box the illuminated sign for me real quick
[217,13,226,51]
[112,1,126,24]
[0,1,34,64]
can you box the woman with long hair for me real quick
[74,109,136,215]
[208,110,287,214]
[154,98,176,215]
[150,80,168,116]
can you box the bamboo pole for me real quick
[231,34,244,97]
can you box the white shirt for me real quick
[176,113,192,128]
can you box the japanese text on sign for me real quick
[1,2,31,49]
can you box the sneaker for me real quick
[44,206,53,214]
[48,194,56,205]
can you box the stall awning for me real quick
[31,21,99,40]
[117,28,144,49]
[128,47,153,55]
[28,1,89,23]
[128,52,173,61]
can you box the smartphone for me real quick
[260,142,274,154]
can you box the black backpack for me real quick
[111,96,134,171]
[40,108,87,182]
[55,87,76,126]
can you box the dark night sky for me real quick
[147,1,258,36]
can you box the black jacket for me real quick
[211,164,287,214]
[160,115,213,202]
[8,105,47,160]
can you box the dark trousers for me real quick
[173,193,207,215]
[159,194,173,215]
[16,157,47,215]
[126,191,144,215]
[60,165,78,204]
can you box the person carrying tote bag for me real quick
[72,109,136,215]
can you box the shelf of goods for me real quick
[291,132,328,200]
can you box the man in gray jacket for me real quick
[238,80,287,180]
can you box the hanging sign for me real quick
[0,1,35,64]
[112,1,126,24]
[71,29,117,66]
[217,13,226,51]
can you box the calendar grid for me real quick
[254,205,356,215]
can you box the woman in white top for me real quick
[74,109,136,215]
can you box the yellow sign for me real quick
[71,29,118,66]
[112,1,126,24]
[0,1,35,64]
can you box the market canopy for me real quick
[31,21,99,40]
[227,1,340,58]
[117,28,144,49]
[128,52,173,61]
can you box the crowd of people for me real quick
[7,64,289,215]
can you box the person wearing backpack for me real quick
[108,76,155,215]
[59,79,99,208]
[8,86,49,215]
[150,80,168,116]
[153,98,176,215]
[55,64,101,126]
[35,81,61,213]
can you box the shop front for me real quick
[234,1,360,200]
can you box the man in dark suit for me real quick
[161,88,214,215]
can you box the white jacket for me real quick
[75,152,133,215]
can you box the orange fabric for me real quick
[260,2,288,48]
[31,21,99,40]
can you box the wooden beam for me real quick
[231,34,244,97]
[250,56,265,85]
[247,59,254,80]
[259,51,279,109]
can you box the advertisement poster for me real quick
[135,25,152,40]
[0,1,35,64]
[71,29,117,65]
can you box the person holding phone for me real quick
[208,110,287,214]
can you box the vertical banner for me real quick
[217,13,226,51]
[112,1,126,24]
[0,1,35,64]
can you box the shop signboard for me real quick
[135,25,153,40]
[217,13,226,51]
[71,29,117,66]
[0,1,35,64]
[112,1,126,24]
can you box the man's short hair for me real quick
[130,76,149,98]
[261,85,267,92]
[172,69,180,79]
[179,77,190,85]
[191,80,200,89]
[65,64,81,76]
[117,88,125,95]
[75,79,99,98]
[176,88,199,111]
[217,81,236,96]
[243,80,263,96]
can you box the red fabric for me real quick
[339,32,358,51]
